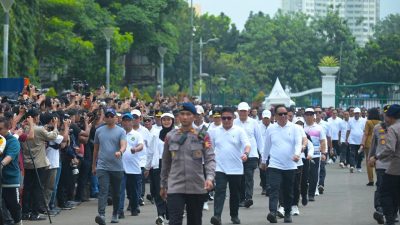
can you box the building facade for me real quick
[281,0,380,46]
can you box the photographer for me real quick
[0,116,22,225]
[21,109,59,221]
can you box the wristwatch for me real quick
[244,152,250,157]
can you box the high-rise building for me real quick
[281,0,380,46]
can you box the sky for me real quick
[195,0,400,30]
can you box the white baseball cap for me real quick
[237,102,250,111]
[262,110,271,119]
[161,112,174,119]
[305,108,314,113]
[293,117,305,124]
[131,109,142,117]
[195,105,205,114]
[354,107,361,113]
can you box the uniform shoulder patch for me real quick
[203,134,211,149]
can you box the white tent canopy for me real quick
[263,78,295,109]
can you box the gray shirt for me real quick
[94,125,126,171]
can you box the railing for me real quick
[337,98,400,109]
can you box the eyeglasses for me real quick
[221,116,233,121]
[277,112,288,116]
[105,114,115,118]
[315,111,322,114]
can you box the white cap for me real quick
[238,102,250,111]
[262,110,271,119]
[195,105,205,114]
[116,112,122,117]
[161,112,174,119]
[293,117,305,124]
[354,107,361,113]
[131,109,142,117]
[234,111,239,118]
[305,108,314,113]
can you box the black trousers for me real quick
[381,173,400,223]
[339,143,349,164]
[374,169,385,212]
[149,168,167,217]
[57,158,75,207]
[167,193,206,225]
[319,160,326,187]
[349,144,363,169]
[75,159,91,201]
[301,159,310,199]
[332,140,340,161]
[22,167,48,216]
[268,168,295,214]
[2,187,21,223]
[292,166,303,206]
[240,157,258,201]
[214,172,241,218]
[308,157,320,197]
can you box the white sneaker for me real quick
[339,162,345,168]
[357,168,362,172]
[315,189,319,196]
[350,167,354,173]
[291,205,300,216]
[203,202,209,211]
[327,159,333,164]
[277,206,285,218]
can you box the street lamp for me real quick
[158,46,167,97]
[1,0,14,78]
[102,27,114,94]
[199,37,218,102]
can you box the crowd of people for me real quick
[0,84,399,225]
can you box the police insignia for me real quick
[204,135,211,149]
[194,150,202,158]
[380,139,386,145]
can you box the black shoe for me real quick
[131,211,139,216]
[119,211,125,219]
[146,194,154,204]
[210,216,222,225]
[231,216,241,224]
[244,199,253,208]
[261,189,266,195]
[95,215,106,225]
[30,214,47,221]
[373,211,384,224]
[318,185,324,194]
[366,182,374,186]
[21,213,31,220]
[139,198,145,206]
[302,197,308,206]
[267,212,277,223]
[239,201,245,207]
[284,214,292,223]
[308,196,315,202]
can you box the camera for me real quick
[72,80,89,93]
[71,163,79,175]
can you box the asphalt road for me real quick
[24,163,383,225]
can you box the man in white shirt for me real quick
[193,105,209,130]
[339,111,350,167]
[131,109,151,206]
[234,102,263,208]
[208,110,222,131]
[261,105,302,223]
[303,108,326,202]
[259,109,272,195]
[346,107,366,173]
[118,113,144,217]
[209,107,251,225]
[327,109,342,162]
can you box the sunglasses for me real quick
[221,116,233,121]
[277,112,288,116]
[105,114,115,118]
[143,119,152,123]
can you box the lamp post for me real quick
[189,0,194,96]
[102,27,114,94]
[158,46,167,97]
[199,37,218,102]
[1,0,14,78]
[199,72,209,102]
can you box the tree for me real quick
[357,14,400,83]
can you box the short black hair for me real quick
[367,108,380,121]
[221,107,235,115]
[274,105,287,113]
[0,116,11,128]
